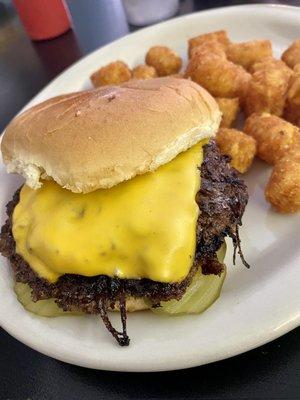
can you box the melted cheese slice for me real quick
[12,142,204,283]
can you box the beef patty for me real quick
[0,141,248,345]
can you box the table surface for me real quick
[0,1,299,399]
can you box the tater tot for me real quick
[188,30,230,58]
[185,53,250,98]
[132,64,157,79]
[294,63,300,71]
[215,98,240,128]
[145,46,182,76]
[190,40,226,60]
[281,39,300,69]
[226,40,272,70]
[90,61,131,87]
[249,57,292,78]
[216,128,256,173]
[216,128,257,173]
[244,61,292,117]
[265,150,300,213]
[244,113,300,164]
[284,65,300,127]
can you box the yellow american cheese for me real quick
[12,142,204,283]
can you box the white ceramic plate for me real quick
[0,4,299,372]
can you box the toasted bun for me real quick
[111,297,150,312]
[1,77,221,193]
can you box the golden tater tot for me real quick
[188,30,230,58]
[90,61,131,87]
[132,64,157,79]
[190,40,226,60]
[244,113,300,164]
[216,128,256,173]
[294,63,300,71]
[226,40,272,70]
[185,53,250,98]
[265,150,300,213]
[244,61,292,117]
[281,39,300,69]
[284,65,300,127]
[249,57,292,78]
[215,98,240,128]
[145,46,182,76]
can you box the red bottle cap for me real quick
[13,0,71,41]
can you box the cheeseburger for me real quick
[0,78,248,346]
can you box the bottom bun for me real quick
[111,297,150,312]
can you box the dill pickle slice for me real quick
[14,282,81,317]
[152,243,227,315]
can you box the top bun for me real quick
[1,77,221,193]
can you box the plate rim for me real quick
[0,3,300,372]
[0,305,299,372]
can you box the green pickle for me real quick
[152,243,227,315]
[14,282,81,317]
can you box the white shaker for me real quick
[122,0,179,26]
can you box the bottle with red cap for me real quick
[13,0,71,41]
